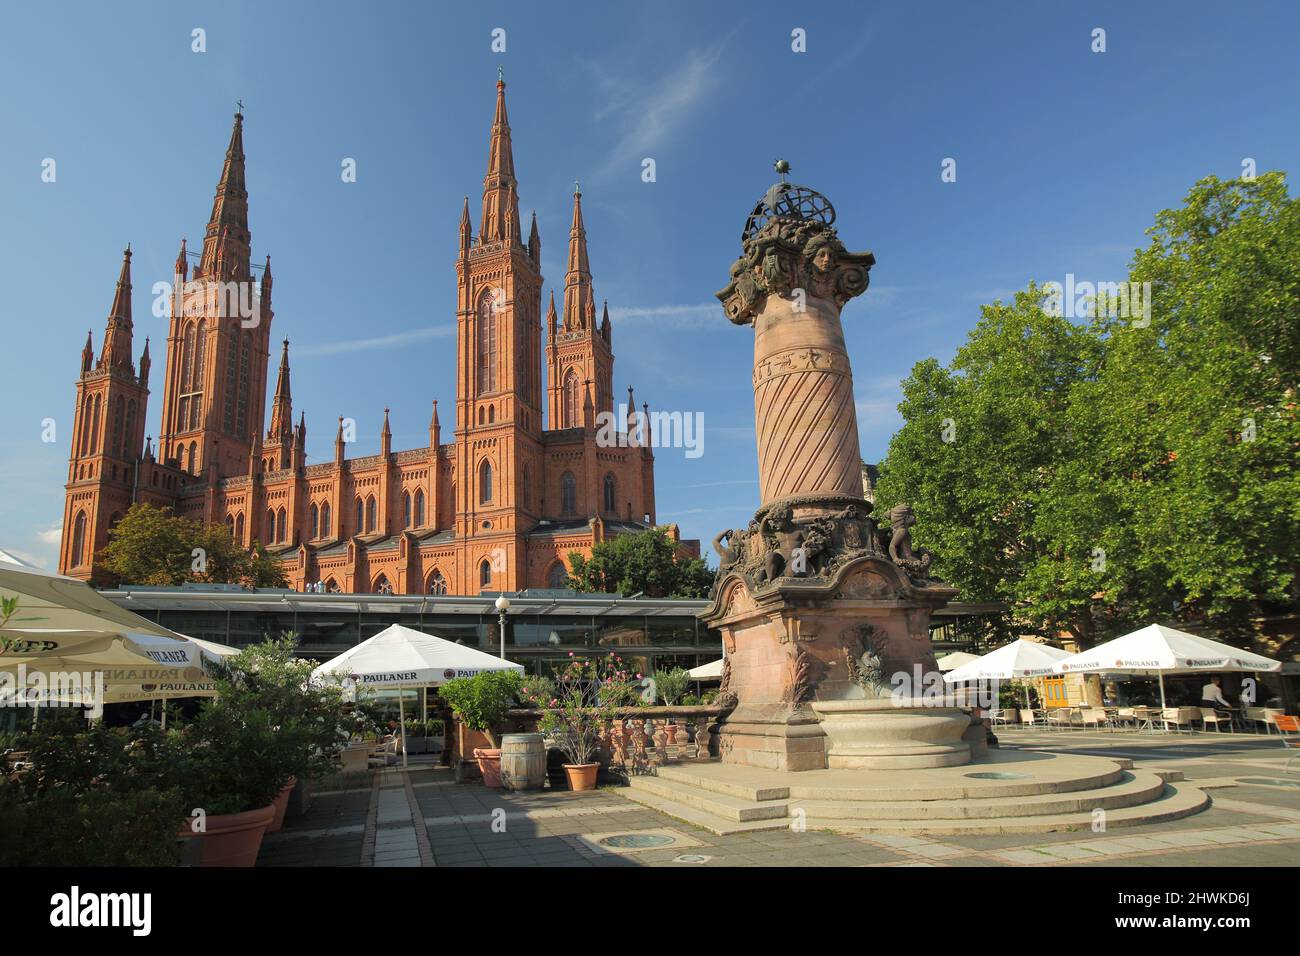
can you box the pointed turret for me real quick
[380,407,392,456]
[99,246,134,372]
[139,337,151,388]
[480,74,521,243]
[199,112,251,281]
[528,210,540,262]
[174,238,189,282]
[334,416,346,465]
[546,290,558,341]
[268,338,293,440]
[296,411,306,447]
[429,399,441,447]
[601,300,611,344]
[459,196,472,254]
[563,186,594,330]
[80,329,94,375]
[260,254,273,305]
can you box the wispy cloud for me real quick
[295,325,455,357]
[588,37,735,183]
[608,303,721,325]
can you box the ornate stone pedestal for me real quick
[701,167,960,772]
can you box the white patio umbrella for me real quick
[688,658,724,680]
[942,639,1073,711]
[312,623,524,767]
[2,559,236,719]
[935,651,981,673]
[1052,623,1281,711]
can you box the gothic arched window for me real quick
[235,332,252,439]
[70,511,87,568]
[479,460,493,504]
[414,489,425,528]
[309,503,320,540]
[276,507,287,543]
[265,508,275,544]
[366,495,377,533]
[355,497,363,535]
[110,396,125,458]
[521,466,530,510]
[603,473,616,514]
[223,334,239,433]
[561,471,576,516]
[476,289,498,393]
[321,502,331,538]
[479,559,492,589]
[124,400,137,456]
[235,512,244,545]
[373,574,393,595]
[562,369,580,428]
[403,491,412,529]
[427,570,447,595]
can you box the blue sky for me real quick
[1,0,1296,568]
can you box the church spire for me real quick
[199,111,251,281]
[81,328,94,375]
[268,338,292,440]
[139,337,151,388]
[174,237,189,281]
[99,246,134,372]
[480,74,520,243]
[546,289,558,340]
[563,185,593,330]
[528,209,540,262]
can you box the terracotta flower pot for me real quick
[266,777,297,834]
[178,803,276,867]
[473,747,503,787]
[563,762,600,791]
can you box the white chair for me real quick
[1046,708,1075,731]
[1162,707,1198,733]
[1079,708,1108,731]
[1199,708,1231,733]
[991,707,1018,730]
[1246,706,1284,734]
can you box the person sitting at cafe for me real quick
[1199,676,1233,712]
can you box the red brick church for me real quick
[59,77,693,594]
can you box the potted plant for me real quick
[439,671,523,787]
[403,717,428,755]
[537,653,640,791]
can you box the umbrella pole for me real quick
[399,686,408,769]
[1158,673,1167,712]
[161,695,168,730]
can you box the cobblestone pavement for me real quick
[258,730,1300,867]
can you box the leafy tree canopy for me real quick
[98,502,288,589]
[875,173,1298,646]
[565,527,713,599]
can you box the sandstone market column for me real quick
[701,167,966,771]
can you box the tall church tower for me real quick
[157,112,274,481]
[453,74,545,591]
[546,185,614,429]
[60,247,152,577]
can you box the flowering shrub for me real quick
[530,654,642,766]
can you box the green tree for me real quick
[99,503,288,588]
[875,173,1299,645]
[1099,173,1300,634]
[873,288,1119,647]
[565,528,713,599]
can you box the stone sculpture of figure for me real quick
[759,504,806,582]
[886,504,933,578]
[712,528,740,568]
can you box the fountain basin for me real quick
[811,698,972,769]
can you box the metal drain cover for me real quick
[673,854,713,863]
[598,833,677,849]
[964,771,1030,780]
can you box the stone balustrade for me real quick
[502,705,729,775]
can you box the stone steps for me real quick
[787,770,1166,820]
[796,785,1211,836]
[628,773,790,822]
[618,753,1210,836]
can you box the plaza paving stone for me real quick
[257,733,1300,868]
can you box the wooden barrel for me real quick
[499,733,547,791]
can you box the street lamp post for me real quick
[494,594,510,659]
